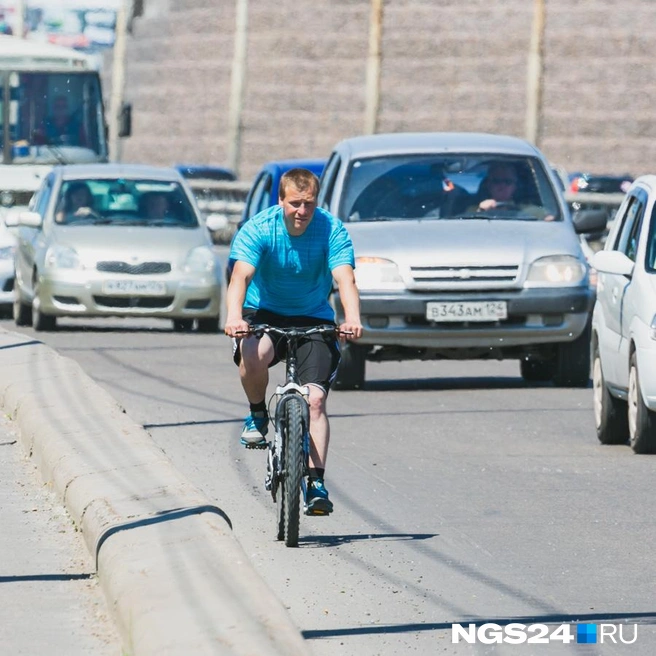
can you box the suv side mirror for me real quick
[118,102,132,138]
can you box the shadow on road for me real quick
[0,573,93,583]
[297,532,437,548]
[302,610,656,638]
[360,376,592,392]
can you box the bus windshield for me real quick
[0,70,107,164]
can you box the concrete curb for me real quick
[0,329,310,656]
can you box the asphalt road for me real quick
[2,308,656,656]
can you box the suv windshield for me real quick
[0,71,106,164]
[340,154,561,223]
[55,178,199,227]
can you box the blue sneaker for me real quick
[305,478,333,515]
[240,412,269,449]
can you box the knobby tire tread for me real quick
[283,395,304,547]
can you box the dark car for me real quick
[238,158,326,227]
[225,158,326,282]
[569,172,633,194]
[174,164,237,182]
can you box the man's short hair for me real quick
[279,168,320,200]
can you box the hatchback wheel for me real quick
[31,280,56,332]
[592,347,628,445]
[628,352,656,454]
[13,292,32,327]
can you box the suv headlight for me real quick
[183,246,215,274]
[525,255,586,286]
[355,256,405,291]
[45,245,80,270]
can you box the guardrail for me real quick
[187,178,251,244]
[565,191,625,248]
[186,182,627,247]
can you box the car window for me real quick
[647,203,656,272]
[246,172,273,220]
[54,178,199,227]
[614,195,644,260]
[34,175,54,218]
[338,154,561,223]
[318,153,341,209]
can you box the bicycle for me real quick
[238,323,343,547]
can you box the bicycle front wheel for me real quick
[276,394,305,547]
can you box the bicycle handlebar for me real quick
[235,323,353,338]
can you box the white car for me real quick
[591,175,656,453]
[9,163,223,332]
[0,218,16,312]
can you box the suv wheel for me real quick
[592,345,628,445]
[172,319,194,332]
[197,316,220,333]
[552,322,591,387]
[333,343,366,390]
[520,358,554,382]
[628,352,656,454]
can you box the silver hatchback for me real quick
[318,132,607,388]
[9,164,222,331]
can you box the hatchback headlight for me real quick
[45,245,80,270]
[183,246,215,274]
[525,255,586,286]
[354,257,405,291]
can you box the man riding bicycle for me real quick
[224,168,363,515]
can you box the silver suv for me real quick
[318,132,608,389]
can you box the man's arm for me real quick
[332,264,363,339]
[224,260,256,337]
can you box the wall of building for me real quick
[114,0,656,181]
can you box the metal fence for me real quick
[187,178,251,244]
[564,191,624,249]
[185,180,625,248]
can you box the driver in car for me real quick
[473,161,554,221]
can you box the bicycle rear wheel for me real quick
[275,395,305,547]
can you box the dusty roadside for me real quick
[0,412,120,656]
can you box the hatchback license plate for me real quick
[426,301,508,322]
[102,280,167,296]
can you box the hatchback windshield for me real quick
[340,154,561,223]
[55,178,199,227]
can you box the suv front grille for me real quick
[97,261,172,275]
[410,264,519,286]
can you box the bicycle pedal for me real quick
[304,507,331,516]
[241,440,268,450]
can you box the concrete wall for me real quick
[113,0,656,181]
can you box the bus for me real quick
[0,34,116,212]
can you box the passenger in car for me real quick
[141,192,170,220]
[472,162,554,220]
[55,181,97,223]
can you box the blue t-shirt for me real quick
[229,205,355,320]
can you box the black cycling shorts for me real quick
[233,309,341,392]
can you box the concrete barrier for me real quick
[0,329,310,656]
